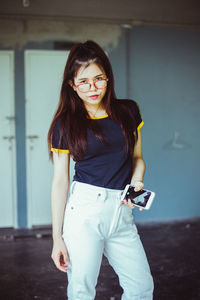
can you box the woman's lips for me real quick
[89,95,99,100]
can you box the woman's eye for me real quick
[96,77,103,81]
[79,80,87,84]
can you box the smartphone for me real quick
[121,184,155,210]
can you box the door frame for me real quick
[0,50,18,228]
[24,49,68,228]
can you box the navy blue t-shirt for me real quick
[51,99,144,190]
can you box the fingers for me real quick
[59,253,70,272]
[63,251,69,265]
[52,251,70,273]
[121,199,135,209]
[127,199,136,208]
[121,199,144,211]
[134,182,144,192]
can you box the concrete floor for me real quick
[0,218,200,300]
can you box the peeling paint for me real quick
[0,18,122,50]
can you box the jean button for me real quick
[98,193,101,197]
[71,206,74,209]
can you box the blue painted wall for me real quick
[128,26,200,221]
[109,29,128,99]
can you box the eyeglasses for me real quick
[75,77,108,93]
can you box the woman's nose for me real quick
[90,81,97,91]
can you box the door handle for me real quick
[27,135,39,140]
[5,116,16,121]
[3,136,15,141]
[27,135,39,150]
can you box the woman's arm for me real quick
[51,152,70,272]
[130,130,145,190]
[122,130,145,210]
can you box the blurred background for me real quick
[0,0,199,228]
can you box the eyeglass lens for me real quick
[78,79,107,92]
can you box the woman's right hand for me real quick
[51,237,70,273]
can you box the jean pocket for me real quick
[62,191,104,237]
[68,190,104,216]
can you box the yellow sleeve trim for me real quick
[51,147,70,154]
[137,121,144,131]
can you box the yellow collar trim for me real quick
[89,114,109,119]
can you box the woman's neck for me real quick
[85,103,106,117]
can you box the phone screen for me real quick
[126,186,152,207]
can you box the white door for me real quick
[0,51,17,228]
[25,50,74,227]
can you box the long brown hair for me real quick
[47,40,138,161]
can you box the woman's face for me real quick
[73,63,107,107]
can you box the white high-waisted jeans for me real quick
[62,181,154,300]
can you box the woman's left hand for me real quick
[121,181,144,211]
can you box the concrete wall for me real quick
[0,18,199,226]
[128,26,200,222]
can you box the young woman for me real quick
[48,40,154,300]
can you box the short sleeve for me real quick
[51,119,70,154]
[125,99,144,130]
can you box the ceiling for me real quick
[0,0,200,27]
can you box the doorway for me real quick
[0,51,17,228]
[25,50,73,227]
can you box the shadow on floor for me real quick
[0,218,200,300]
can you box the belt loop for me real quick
[105,189,108,201]
[70,181,76,194]
[117,190,123,204]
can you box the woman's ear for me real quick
[68,80,76,91]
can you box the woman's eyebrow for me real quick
[94,73,104,77]
[77,74,104,81]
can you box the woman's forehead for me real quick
[75,63,105,80]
